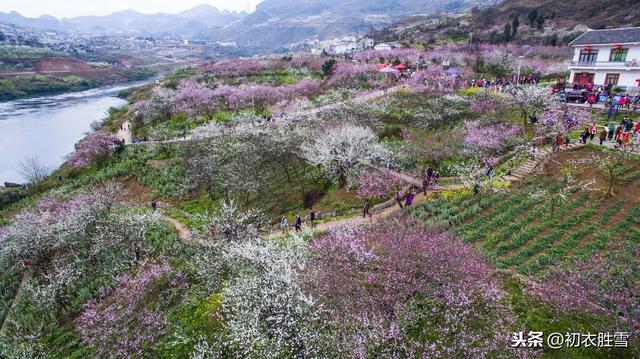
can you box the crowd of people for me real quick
[465,74,541,93]
[555,80,640,111]
[575,116,640,149]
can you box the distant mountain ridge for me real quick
[0,5,245,37]
[198,0,493,52]
[0,0,491,50]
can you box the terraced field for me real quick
[412,176,640,276]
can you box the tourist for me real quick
[363,200,372,219]
[310,208,316,228]
[615,125,623,142]
[599,128,607,145]
[626,119,634,133]
[433,171,440,185]
[530,144,538,159]
[280,216,289,234]
[151,199,157,212]
[553,133,563,152]
[209,225,217,238]
[589,123,597,142]
[564,133,570,147]
[486,165,494,179]
[404,190,415,208]
[588,93,596,107]
[579,128,589,144]
[294,214,302,232]
[608,123,616,140]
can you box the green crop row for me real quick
[507,201,597,271]
[520,200,628,274]
[569,203,640,262]
[463,186,561,244]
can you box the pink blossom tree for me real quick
[173,80,218,116]
[463,120,521,162]
[356,169,405,199]
[540,101,593,135]
[303,217,515,357]
[77,262,188,358]
[67,130,119,168]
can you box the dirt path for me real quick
[272,142,586,237]
[271,184,463,238]
[161,213,192,242]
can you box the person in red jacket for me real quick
[588,93,596,107]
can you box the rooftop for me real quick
[570,27,640,46]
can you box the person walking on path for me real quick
[310,209,316,228]
[294,214,302,232]
[530,145,538,160]
[564,134,570,147]
[363,200,372,220]
[280,216,289,234]
[615,125,623,142]
[589,123,597,142]
[599,128,607,145]
[554,133,563,152]
[608,123,616,141]
[151,199,157,212]
[404,190,415,208]
[486,165,494,179]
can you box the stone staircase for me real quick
[498,142,584,182]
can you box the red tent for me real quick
[394,64,407,71]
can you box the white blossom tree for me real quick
[302,124,393,188]
[215,236,329,358]
[508,85,554,134]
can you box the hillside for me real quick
[372,0,640,46]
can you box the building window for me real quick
[604,73,619,86]
[578,49,598,63]
[609,48,628,62]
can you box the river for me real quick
[0,82,149,184]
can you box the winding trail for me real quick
[161,213,192,242]
[271,142,586,237]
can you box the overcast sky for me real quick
[0,0,261,18]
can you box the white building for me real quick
[374,43,392,51]
[568,27,640,89]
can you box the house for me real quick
[374,43,392,51]
[568,27,640,89]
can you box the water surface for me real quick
[0,83,146,183]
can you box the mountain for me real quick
[198,0,493,53]
[0,5,245,37]
[0,11,70,32]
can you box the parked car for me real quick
[564,90,587,103]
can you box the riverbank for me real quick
[0,66,157,101]
[0,80,151,183]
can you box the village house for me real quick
[568,27,640,89]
